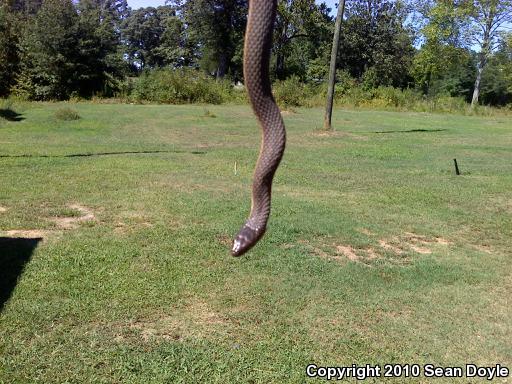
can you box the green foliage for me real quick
[13,0,80,100]
[12,0,126,100]
[54,107,80,120]
[128,69,234,104]
[412,44,476,99]
[479,36,512,106]
[170,0,247,79]
[338,0,415,88]
[119,67,507,114]
[273,0,332,80]
[0,4,19,96]
[272,76,310,107]
[121,5,189,71]
[1,0,510,108]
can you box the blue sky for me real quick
[127,0,339,14]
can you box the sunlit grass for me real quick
[0,102,510,383]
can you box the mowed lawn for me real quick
[0,102,511,383]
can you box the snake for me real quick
[231,0,286,257]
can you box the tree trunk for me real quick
[471,6,494,108]
[471,58,484,107]
[216,51,228,79]
[323,0,346,130]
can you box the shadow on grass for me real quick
[372,129,447,134]
[0,150,207,158]
[0,109,25,122]
[0,237,41,312]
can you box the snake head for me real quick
[231,224,266,257]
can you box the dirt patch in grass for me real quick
[124,299,229,343]
[304,232,452,266]
[358,228,375,236]
[4,229,48,239]
[470,244,494,254]
[52,204,95,229]
[0,206,7,213]
[2,203,97,241]
[378,239,405,255]
[402,232,451,254]
[336,245,359,261]
[301,239,377,265]
[378,232,451,257]
[113,211,155,235]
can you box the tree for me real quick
[15,0,81,99]
[479,34,512,105]
[0,3,19,96]
[273,0,332,80]
[337,0,415,88]
[323,0,345,130]
[467,0,512,106]
[169,0,247,79]
[14,0,127,99]
[4,0,43,15]
[411,1,475,97]
[75,0,128,96]
[121,6,178,70]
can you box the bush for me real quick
[55,107,80,121]
[272,76,309,107]
[128,69,234,104]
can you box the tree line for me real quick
[0,0,511,106]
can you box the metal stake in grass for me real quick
[453,158,461,175]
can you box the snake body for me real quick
[231,0,286,256]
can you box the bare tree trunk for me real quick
[323,0,346,130]
[471,6,494,108]
[471,58,484,107]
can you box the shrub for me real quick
[129,69,233,104]
[55,107,80,121]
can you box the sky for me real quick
[127,0,339,14]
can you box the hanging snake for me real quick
[231,0,286,256]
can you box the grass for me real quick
[0,102,511,383]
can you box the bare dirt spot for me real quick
[4,229,47,238]
[301,239,377,265]
[378,239,404,255]
[280,109,296,116]
[128,299,228,342]
[52,204,95,229]
[408,244,432,254]
[365,247,379,260]
[434,237,451,245]
[358,228,375,236]
[302,231,452,266]
[378,232,451,256]
[0,206,7,213]
[336,245,359,261]
[471,244,493,254]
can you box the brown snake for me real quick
[231,0,286,256]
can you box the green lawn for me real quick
[0,102,511,383]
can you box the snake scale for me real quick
[231,0,286,256]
